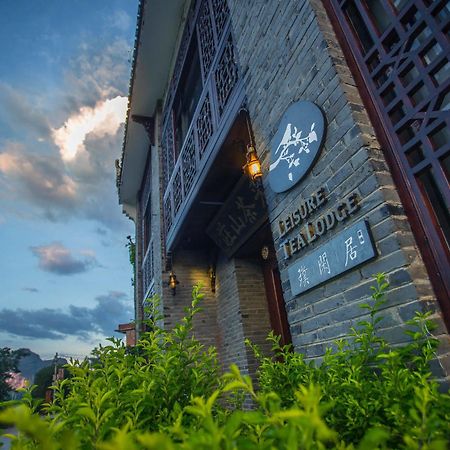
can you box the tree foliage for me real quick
[0,348,28,402]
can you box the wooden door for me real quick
[262,245,292,346]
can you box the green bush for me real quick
[249,273,450,448]
[0,276,449,449]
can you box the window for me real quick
[328,0,450,323]
[173,33,203,157]
[143,203,151,254]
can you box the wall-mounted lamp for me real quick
[168,271,179,296]
[208,266,216,293]
[241,108,262,182]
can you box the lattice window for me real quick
[161,142,168,192]
[215,34,238,115]
[197,95,213,156]
[141,163,152,211]
[330,0,450,309]
[198,0,216,76]
[167,24,192,114]
[142,239,155,298]
[182,132,197,195]
[162,124,175,190]
[143,255,149,297]
[211,0,230,40]
[173,169,183,214]
[341,0,450,245]
[164,197,173,234]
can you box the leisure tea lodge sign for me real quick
[268,101,378,297]
[269,101,326,193]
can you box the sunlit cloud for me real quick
[30,242,98,275]
[0,142,78,214]
[52,95,127,161]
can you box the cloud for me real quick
[0,82,51,138]
[52,96,127,161]
[110,10,132,31]
[62,39,131,110]
[0,38,133,231]
[23,287,39,293]
[0,291,132,340]
[95,227,108,236]
[0,133,129,229]
[0,141,78,219]
[30,242,98,275]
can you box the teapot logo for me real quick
[269,101,325,193]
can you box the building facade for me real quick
[118,0,450,379]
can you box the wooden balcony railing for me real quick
[160,0,244,249]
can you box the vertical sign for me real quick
[207,176,267,257]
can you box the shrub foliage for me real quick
[1,276,449,449]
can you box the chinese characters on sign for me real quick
[207,176,267,257]
[288,220,377,296]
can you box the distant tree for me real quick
[0,348,28,401]
[32,364,70,400]
[32,365,55,400]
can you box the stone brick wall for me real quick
[150,108,165,324]
[216,254,248,373]
[163,249,218,350]
[216,254,272,375]
[227,0,449,378]
[234,258,272,376]
[134,197,144,336]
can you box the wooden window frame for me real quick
[322,0,450,329]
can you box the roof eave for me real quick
[118,0,188,217]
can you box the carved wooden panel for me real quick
[182,132,197,194]
[197,94,214,156]
[173,168,183,214]
[161,0,242,240]
[212,0,230,40]
[164,196,173,236]
[198,0,216,76]
[215,34,239,115]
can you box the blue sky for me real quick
[0,1,138,359]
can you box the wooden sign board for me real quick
[288,220,377,296]
[207,176,267,257]
[269,101,326,193]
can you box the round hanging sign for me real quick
[268,101,326,193]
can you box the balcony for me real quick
[160,0,245,250]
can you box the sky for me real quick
[0,1,139,360]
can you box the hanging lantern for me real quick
[243,144,262,182]
[241,108,262,182]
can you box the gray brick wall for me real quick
[151,107,165,327]
[216,254,272,376]
[135,197,144,335]
[228,0,449,377]
[162,249,218,350]
[216,254,247,373]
